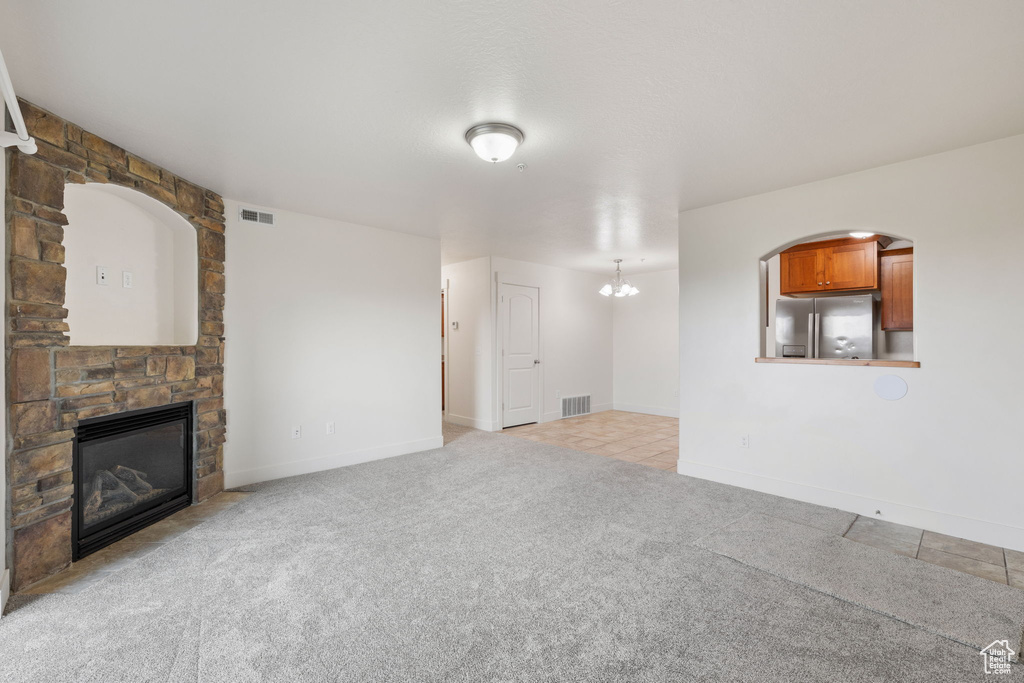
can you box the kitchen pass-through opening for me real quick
[758,232,916,364]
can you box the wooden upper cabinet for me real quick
[780,249,824,294]
[825,241,878,291]
[780,236,884,296]
[881,250,913,330]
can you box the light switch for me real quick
[96,266,109,286]
[122,271,134,288]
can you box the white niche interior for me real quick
[63,183,199,346]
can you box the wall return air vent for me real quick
[239,208,275,225]
[561,395,591,418]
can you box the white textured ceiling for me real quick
[2,1,1023,274]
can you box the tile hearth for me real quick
[19,492,250,595]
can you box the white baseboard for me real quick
[677,459,1024,553]
[224,435,444,489]
[612,402,678,418]
[444,413,498,432]
[1,568,9,618]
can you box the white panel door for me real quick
[501,283,540,428]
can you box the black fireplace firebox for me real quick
[72,402,193,560]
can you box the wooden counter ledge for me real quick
[755,357,920,368]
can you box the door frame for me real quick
[441,281,449,417]
[495,272,543,429]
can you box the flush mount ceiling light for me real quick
[849,231,876,239]
[465,123,524,163]
[599,259,639,297]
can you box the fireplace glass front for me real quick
[73,402,193,559]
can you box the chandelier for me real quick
[598,259,639,297]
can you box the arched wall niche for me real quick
[63,183,199,346]
[757,231,916,362]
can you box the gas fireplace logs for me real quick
[83,466,168,524]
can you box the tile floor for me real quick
[20,491,251,595]
[505,409,1023,589]
[844,516,1024,588]
[503,410,679,470]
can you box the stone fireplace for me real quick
[5,100,227,590]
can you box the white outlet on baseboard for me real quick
[291,426,301,439]
[96,266,109,285]
[739,434,750,448]
[326,421,336,435]
[122,270,133,288]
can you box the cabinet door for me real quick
[780,249,824,295]
[881,253,913,330]
[825,241,878,291]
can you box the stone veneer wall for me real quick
[5,100,226,590]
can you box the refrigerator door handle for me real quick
[813,313,821,358]
[806,313,815,359]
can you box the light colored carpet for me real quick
[0,423,1020,682]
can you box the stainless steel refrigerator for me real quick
[775,295,875,359]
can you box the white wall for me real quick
[492,258,613,424]
[63,184,198,346]
[678,134,1024,551]
[223,201,442,487]
[172,227,198,343]
[612,269,679,417]
[764,254,780,358]
[441,257,495,430]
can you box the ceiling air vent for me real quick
[239,208,275,225]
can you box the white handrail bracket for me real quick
[0,45,38,155]
[0,130,37,154]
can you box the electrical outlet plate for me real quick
[291,426,301,439]
[326,422,336,435]
[122,271,133,288]
[96,266,109,285]
[739,434,750,448]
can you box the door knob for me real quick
[826,281,831,285]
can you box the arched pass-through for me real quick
[758,231,917,365]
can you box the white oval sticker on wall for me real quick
[874,375,909,401]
